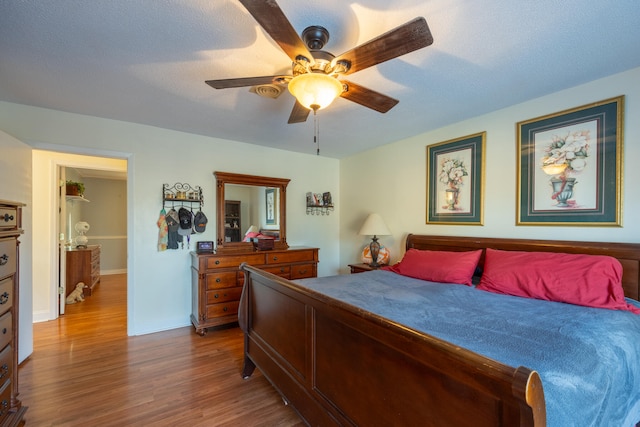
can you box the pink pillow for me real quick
[477,248,640,314]
[384,249,481,286]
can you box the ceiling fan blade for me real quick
[335,17,433,75]
[239,0,314,64]
[340,80,399,113]
[205,76,283,89]
[288,100,311,124]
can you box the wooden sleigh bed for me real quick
[238,235,640,426]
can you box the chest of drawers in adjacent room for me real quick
[65,245,101,297]
[190,247,319,335]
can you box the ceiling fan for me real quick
[205,0,434,124]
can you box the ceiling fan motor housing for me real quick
[302,26,330,50]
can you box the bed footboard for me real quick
[238,263,546,426]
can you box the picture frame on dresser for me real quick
[516,96,623,226]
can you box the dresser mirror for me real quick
[214,171,290,252]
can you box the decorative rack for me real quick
[306,191,334,215]
[163,183,203,209]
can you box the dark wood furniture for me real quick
[0,200,27,426]
[348,262,385,273]
[66,245,101,297]
[239,234,640,426]
[223,200,242,243]
[191,247,318,335]
[214,172,290,252]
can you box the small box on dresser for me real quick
[190,247,319,335]
[0,200,27,426]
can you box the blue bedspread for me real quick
[294,270,640,427]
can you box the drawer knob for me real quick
[0,254,8,266]
[272,256,278,261]
[2,213,13,222]
[214,293,219,299]
[0,292,8,305]
[215,260,220,265]
[2,328,6,335]
[223,307,228,312]
[0,363,7,379]
[215,278,221,283]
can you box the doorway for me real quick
[31,150,128,324]
[61,165,128,316]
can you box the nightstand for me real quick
[348,263,386,274]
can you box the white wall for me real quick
[339,67,640,271]
[81,177,127,274]
[0,130,33,363]
[0,104,340,337]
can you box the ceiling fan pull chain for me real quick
[313,108,320,156]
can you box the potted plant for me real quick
[65,180,85,197]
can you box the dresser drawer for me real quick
[0,312,11,351]
[0,207,17,229]
[205,253,264,269]
[0,240,16,279]
[0,278,13,314]
[205,271,238,290]
[265,249,316,264]
[0,345,12,386]
[206,287,243,305]
[206,300,240,318]
[291,263,316,279]
[262,265,290,277]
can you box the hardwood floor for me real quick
[18,274,305,426]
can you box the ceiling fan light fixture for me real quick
[288,73,343,110]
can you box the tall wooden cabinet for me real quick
[0,200,27,426]
[191,247,318,335]
[223,200,242,243]
[65,245,101,297]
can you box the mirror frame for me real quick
[214,171,290,252]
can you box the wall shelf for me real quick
[306,205,334,215]
[162,183,203,209]
[306,191,334,215]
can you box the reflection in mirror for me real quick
[214,172,290,252]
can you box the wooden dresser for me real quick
[0,200,27,426]
[66,245,101,297]
[191,247,318,335]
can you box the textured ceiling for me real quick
[1,0,639,158]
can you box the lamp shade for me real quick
[245,225,259,235]
[288,73,343,110]
[358,213,391,236]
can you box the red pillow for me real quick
[243,231,260,242]
[477,248,640,314]
[384,249,482,286]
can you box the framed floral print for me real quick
[265,188,276,225]
[517,96,623,226]
[426,132,485,225]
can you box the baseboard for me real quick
[101,269,127,275]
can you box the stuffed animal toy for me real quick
[66,282,85,304]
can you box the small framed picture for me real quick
[265,188,276,225]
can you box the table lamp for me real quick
[358,213,391,267]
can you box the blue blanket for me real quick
[295,270,640,427]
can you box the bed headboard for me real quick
[406,234,640,301]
